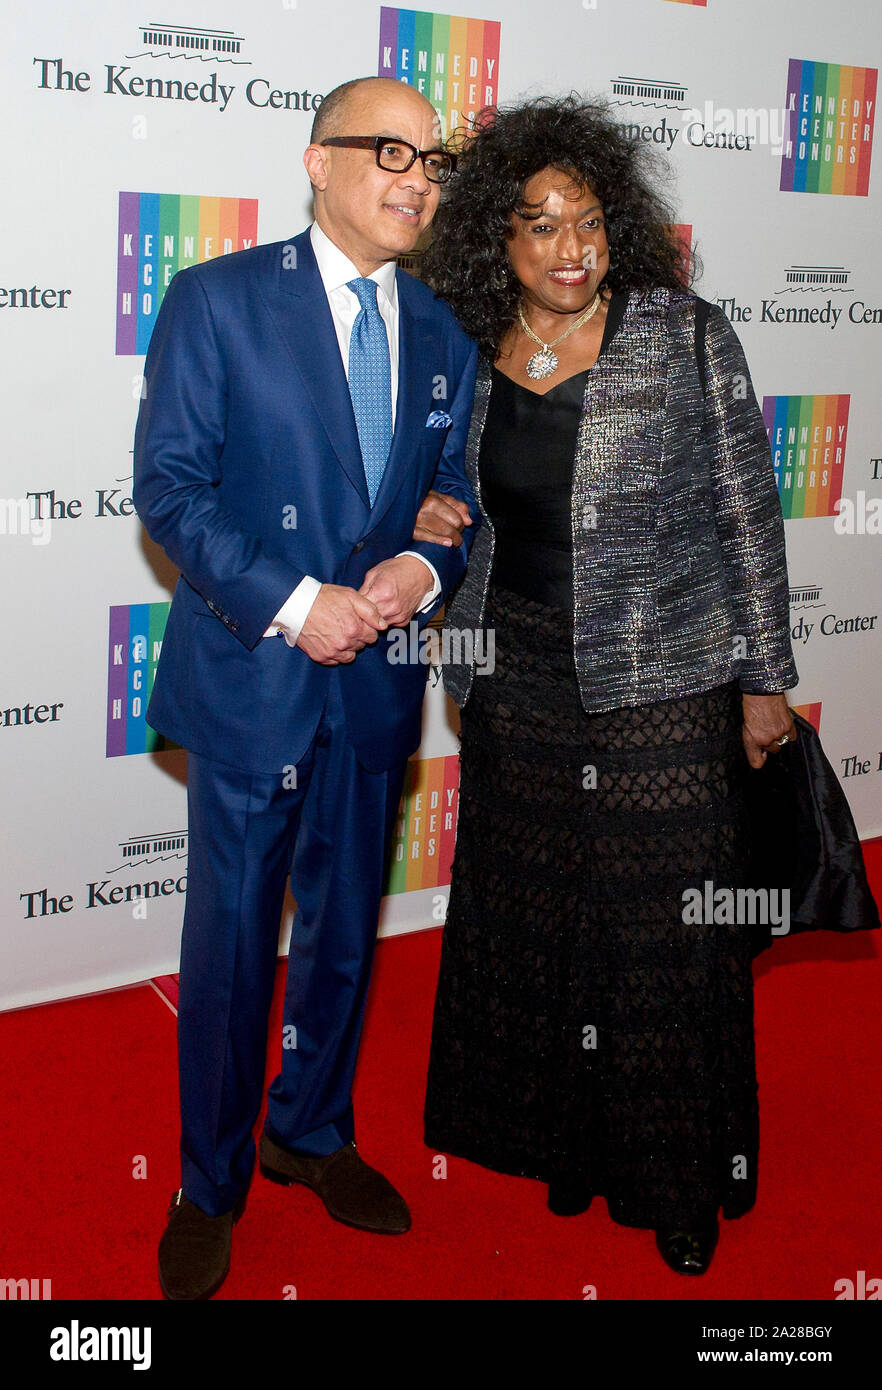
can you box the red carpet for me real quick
[1,841,879,1301]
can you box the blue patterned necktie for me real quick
[346,277,393,505]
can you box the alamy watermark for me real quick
[386,621,495,674]
[682,880,790,935]
[681,102,789,156]
[0,497,51,545]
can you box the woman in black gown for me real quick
[415,97,799,1275]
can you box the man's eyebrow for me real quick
[375,131,445,148]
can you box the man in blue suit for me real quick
[133,76,478,1300]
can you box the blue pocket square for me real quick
[425,410,453,428]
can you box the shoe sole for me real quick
[258,1160,411,1235]
[159,1259,231,1302]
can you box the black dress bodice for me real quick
[478,292,628,609]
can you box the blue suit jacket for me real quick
[133,228,479,774]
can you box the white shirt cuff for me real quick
[398,551,440,611]
[262,576,322,647]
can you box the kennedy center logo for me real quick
[385,755,460,894]
[378,7,500,137]
[791,701,822,733]
[128,22,248,62]
[780,60,877,195]
[672,223,693,281]
[762,395,850,519]
[107,603,176,755]
[116,192,258,354]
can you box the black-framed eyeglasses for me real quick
[320,135,457,184]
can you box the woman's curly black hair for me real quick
[422,94,696,360]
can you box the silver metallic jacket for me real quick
[442,288,798,711]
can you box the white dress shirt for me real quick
[262,221,440,645]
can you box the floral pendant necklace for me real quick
[518,293,601,380]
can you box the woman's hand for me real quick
[413,490,473,547]
[741,693,797,769]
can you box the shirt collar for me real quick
[309,221,398,310]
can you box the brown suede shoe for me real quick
[158,1189,247,1300]
[258,1134,411,1234]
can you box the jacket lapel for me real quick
[462,357,494,520]
[256,229,370,508]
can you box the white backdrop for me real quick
[2,0,880,1011]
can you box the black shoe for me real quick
[158,1188,247,1300]
[655,1219,719,1275]
[258,1134,411,1234]
[547,1174,593,1216]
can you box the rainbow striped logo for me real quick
[672,223,693,281]
[385,755,460,895]
[762,395,850,519]
[116,192,258,354]
[378,7,501,138]
[780,60,877,196]
[791,701,822,733]
[107,603,177,756]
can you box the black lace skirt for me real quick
[424,582,759,1230]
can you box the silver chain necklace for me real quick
[518,294,602,380]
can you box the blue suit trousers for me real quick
[177,671,407,1217]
